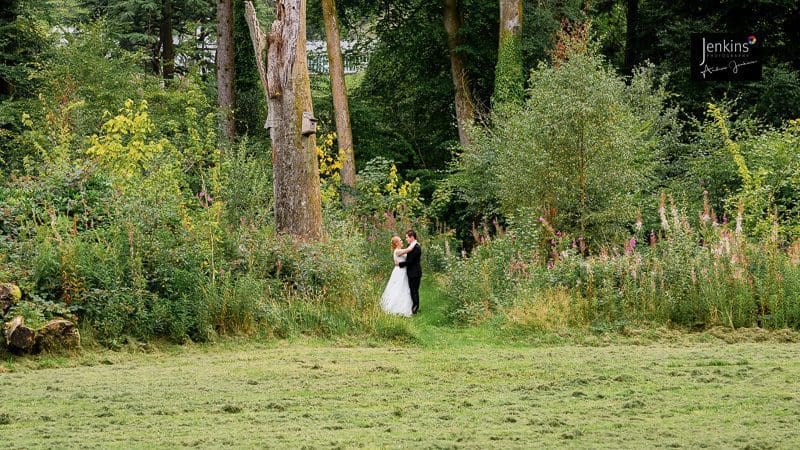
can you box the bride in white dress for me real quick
[380,236,414,317]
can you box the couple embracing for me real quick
[380,230,422,317]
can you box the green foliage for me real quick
[0,0,56,171]
[636,0,800,124]
[0,0,53,100]
[477,43,666,246]
[3,294,76,329]
[75,0,216,75]
[5,0,800,349]
[493,35,524,108]
[5,19,219,170]
[1,76,395,346]
[438,237,518,324]
[217,139,273,227]
[439,199,800,331]
[354,157,426,232]
[684,104,800,239]
[232,0,268,138]
[349,0,499,176]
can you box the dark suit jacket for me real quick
[399,243,422,278]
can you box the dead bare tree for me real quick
[245,0,323,240]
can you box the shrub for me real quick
[450,30,669,251]
[438,237,519,324]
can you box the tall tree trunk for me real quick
[321,0,356,205]
[0,1,17,98]
[624,0,638,74]
[245,0,323,240]
[443,0,475,147]
[494,0,523,108]
[233,0,266,135]
[216,0,236,142]
[159,0,175,80]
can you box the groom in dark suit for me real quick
[399,230,422,314]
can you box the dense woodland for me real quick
[1,0,800,350]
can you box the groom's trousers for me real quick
[409,275,421,314]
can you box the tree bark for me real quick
[443,0,475,146]
[246,0,323,240]
[495,0,523,107]
[4,316,35,353]
[0,1,17,98]
[216,0,236,142]
[34,319,80,353]
[321,0,356,206]
[159,0,176,80]
[244,1,270,103]
[624,0,638,74]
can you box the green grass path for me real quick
[408,278,506,347]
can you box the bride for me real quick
[380,236,414,317]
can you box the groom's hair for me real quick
[406,230,417,239]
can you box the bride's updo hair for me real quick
[391,236,403,250]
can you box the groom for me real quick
[399,230,422,314]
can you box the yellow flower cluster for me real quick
[316,132,347,204]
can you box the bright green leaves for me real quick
[86,99,170,182]
[489,51,665,246]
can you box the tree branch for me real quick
[244,1,270,102]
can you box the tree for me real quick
[491,26,666,245]
[636,0,800,123]
[159,0,176,79]
[320,0,355,205]
[624,0,638,74]
[246,0,323,240]
[0,0,55,171]
[0,0,51,100]
[0,0,19,99]
[350,1,458,174]
[442,0,476,146]
[494,0,523,107]
[216,0,235,141]
[77,0,215,80]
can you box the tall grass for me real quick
[441,199,800,331]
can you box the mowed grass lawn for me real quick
[2,285,800,448]
[3,340,800,448]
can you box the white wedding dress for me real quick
[380,249,413,317]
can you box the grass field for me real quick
[2,284,800,448]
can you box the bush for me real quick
[450,32,669,251]
[685,106,800,240]
[439,237,519,324]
